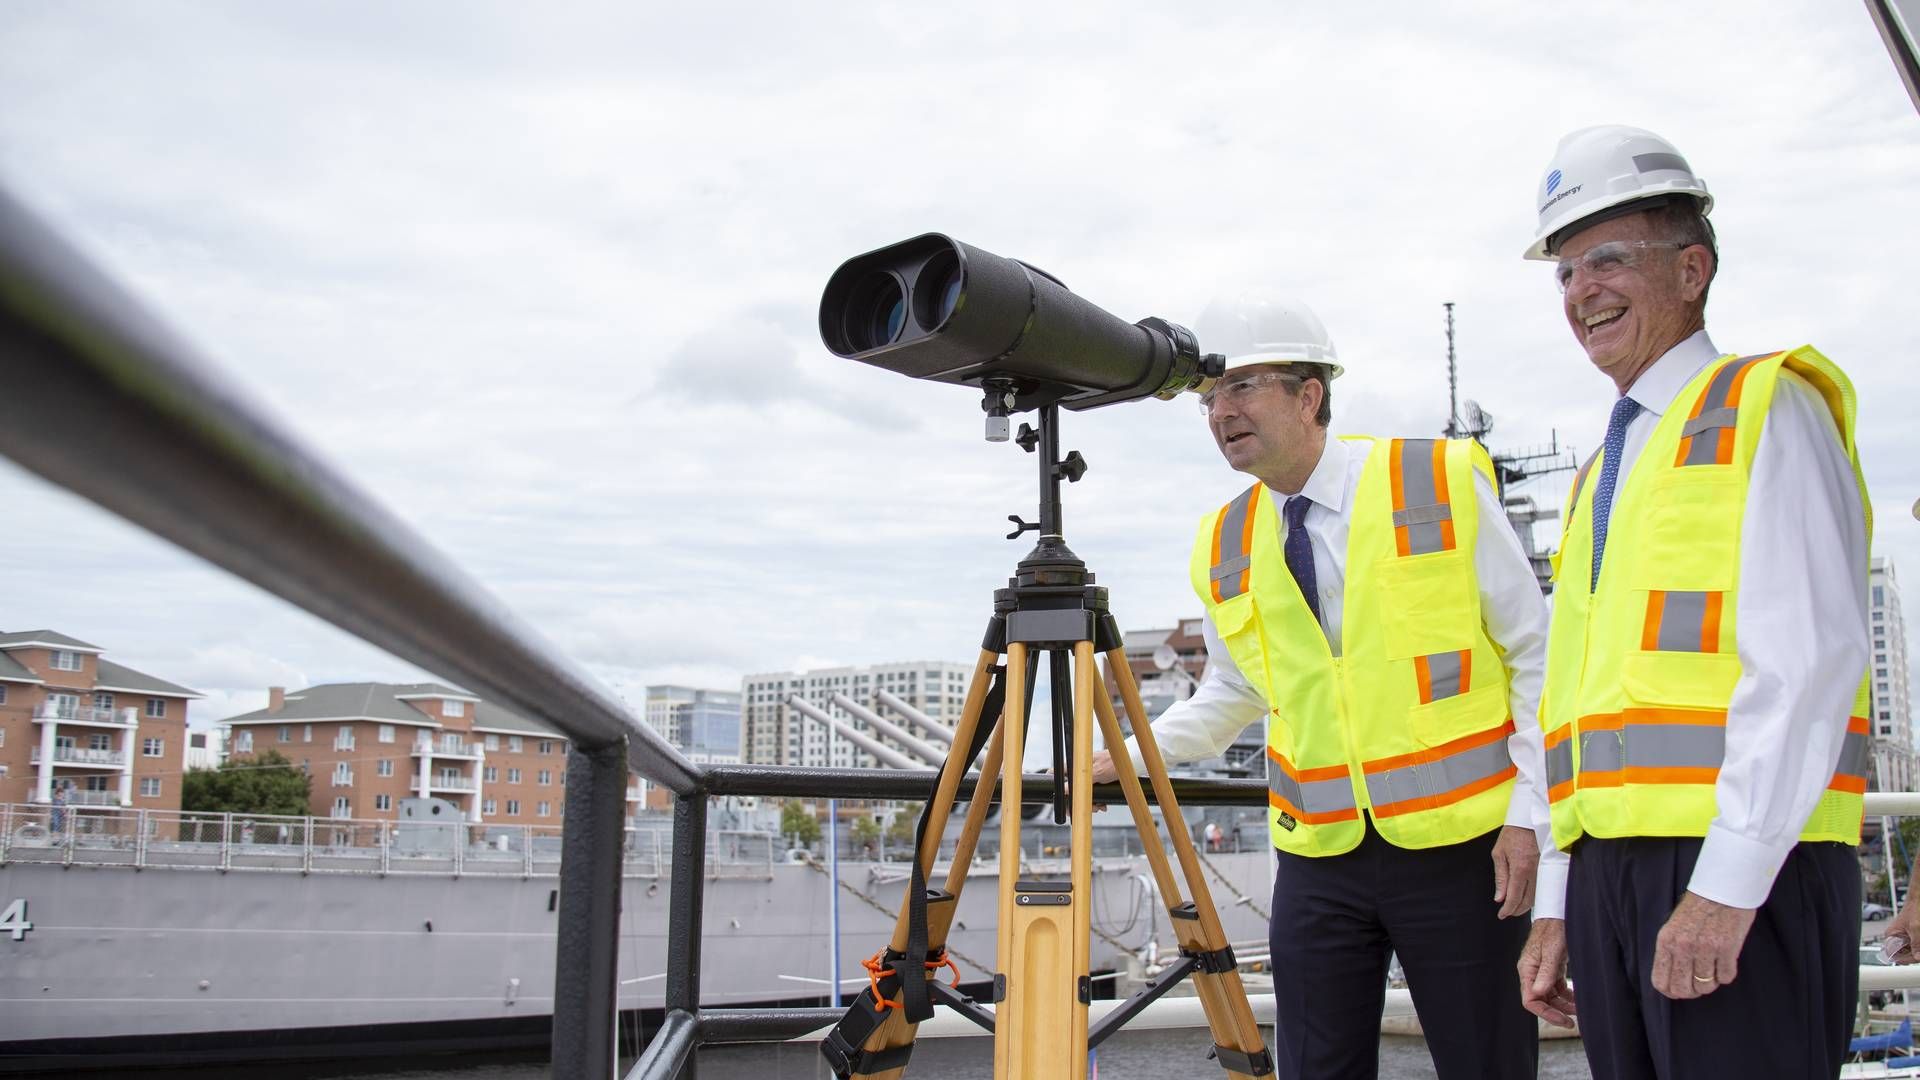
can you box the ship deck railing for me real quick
[5,179,1920,1080]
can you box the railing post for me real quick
[552,739,629,1080]
[134,809,148,868]
[523,825,534,879]
[665,792,708,1080]
[380,819,390,877]
[1,802,12,863]
[220,812,231,872]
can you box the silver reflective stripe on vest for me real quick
[1546,739,1574,791]
[1213,486,1259,600]
[1397,439,1447,555]
[1364,737,1512,810]
[1269,765,1358,818]
[1680,357,1762,466]
[1578,722,1726,776]
[1425,649,1465,700]
[1837,729,1871,783]
[1655,591,1711,652]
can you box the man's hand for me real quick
[1490,825,1539,919]
[1886,898,1920,964]
[1517,918,1576,1027]
[1089,749,1118,784]
[1650,890,1757,999]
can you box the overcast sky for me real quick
[1,1,1916,730]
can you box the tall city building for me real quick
[0,629,199,811]
[1107,618,1263,776]
[741,662,970,768]
[1871,556,1914,792]
[634,686,743,811]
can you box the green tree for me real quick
[182,749,312,817]
[850,814,881,854]
[887,803,921,846]
[781,800,821,847]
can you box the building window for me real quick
[235,731,253,752]
[507,768,522,783]
[484,734,500,751]
[377,759,393,777]
[302,723,312,742]
[89,732,112,751]
[143,737,163,757]
[50,650,81,672]
[47,692,78,719]
[332,796,351,818]
[93,691,114,711]
[278,725,291,743]
[538,740,554,755]
[484,765,498,782]
[508,736,523,753]
[0,685,7,705]
[378,724,395,744]
[483,798,497,815]
[537,801,551,817]
[444,700,465,717]
[506,799,520,816]
[375,794,392,811]
[145,698,167,718]
[335,726,355,750]
[140,777,161,798]
[538,769,552,785]
[333,762,353,785]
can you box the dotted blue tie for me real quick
[1590,395,1643,591]
[1283,495,1323,627]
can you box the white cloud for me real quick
[3,0,1918,719]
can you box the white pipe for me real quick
[875,689,956,746]
[786,696,919,769]
[830,693,945,765]
[1867,793,1920,815]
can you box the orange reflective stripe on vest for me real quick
[1267,747,1359,825]
[1389,438,1455,555]
[1545,711,1872,802]
[1361,719,1517,818]
[1674,352,1775,467]
[1208,484,1262,602]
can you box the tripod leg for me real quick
[1107,650,1273,1079]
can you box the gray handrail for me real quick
[0,185,698,796]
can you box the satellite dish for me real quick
[1152,643,1178,671]
[1463,399,1494,438]
[1913,497,1919,521]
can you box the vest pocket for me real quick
[1210,593,1265,689]
[1372,551,1477,660]
[1630,470,1740,592]
[1620,649,1742,706]
[1406,681,1506,747]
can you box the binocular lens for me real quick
[913,250,964,331]
[841,272,907,353]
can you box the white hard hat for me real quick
[1193,294,1343,379]
[1523,125,1712,261]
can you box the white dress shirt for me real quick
[1531,330,1869,918]
[1120,435,1553,839]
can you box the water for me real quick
[156,1031,1596,1079]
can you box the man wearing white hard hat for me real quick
[1513,125,1872,1079]
[1091,295,1552,1079]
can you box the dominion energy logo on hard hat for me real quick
[1538,179,1584,216]
[1546,169,1564,196]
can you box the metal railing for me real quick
[31,703,135,726]
[30,745,129,767]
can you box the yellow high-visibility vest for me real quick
[1541,348,1872,849]
[1192,437,1516,856]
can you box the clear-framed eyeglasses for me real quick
[1198,370,1303,414]
[1554,240,1684,293]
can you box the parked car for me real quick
[1864,902,1894,920]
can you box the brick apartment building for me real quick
[0,629,200,810]
[221,682,626,826]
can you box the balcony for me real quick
[31,746,129,768]
[49,789,126,807]
[331,770,355,788]
[32,704,137,727]
[426,776,475,792]
[412,738,482,759]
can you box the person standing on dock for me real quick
[1514,125,1873,1080]
[1092,294,1552,1080]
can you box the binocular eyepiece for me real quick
[819,234,1221,414]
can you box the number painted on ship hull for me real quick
[1,898,31,941]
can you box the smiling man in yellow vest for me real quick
[1514,126,1872,1080]
[1091,294,1552,1080]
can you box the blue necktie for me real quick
[1590,395,1643,591]
[1283,495,1323,627]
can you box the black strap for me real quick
[1210,1043,1276,1077]
[820,986,919,1077]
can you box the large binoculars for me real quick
[818,234,1221,413]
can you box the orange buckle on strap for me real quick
[861,949,958,1011]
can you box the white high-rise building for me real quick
[741,662,971,768]
[1871,557,1914,792]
